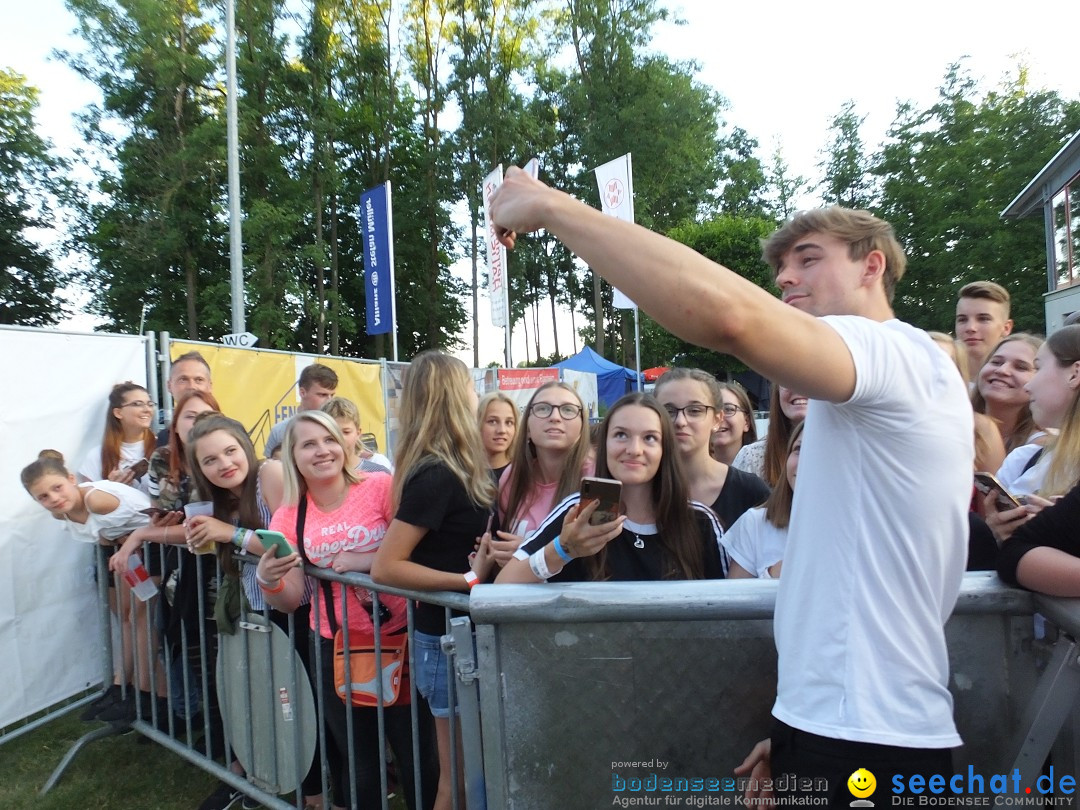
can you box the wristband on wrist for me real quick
[529,548,559,581]
[232,526,246,548]
[464,571,480,590]
[552,535,573,563]
[240,529,254,552]
[257,573,285,594]
[163,526,170,543]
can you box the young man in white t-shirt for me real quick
[489,176,973,804]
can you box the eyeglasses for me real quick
[529,402,583,419]
[719,404,747,418]
[119,400,156,410]
[663,404,714,421]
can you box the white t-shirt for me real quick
[996,443,1049,496]
[63,481,151,543]
[721,507,786,578]
[79,441,148,484]
[772,316,972,748]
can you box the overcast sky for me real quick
[5,0,1079,362]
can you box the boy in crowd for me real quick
[489,170,972,804]
[263,363,338,459]
[955,280,1013,371]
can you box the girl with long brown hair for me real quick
[497,392,726,584]
[78,381,157,487]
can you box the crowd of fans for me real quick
[19,198,1080,808]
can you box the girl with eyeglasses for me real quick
[493,382,593,566]
[495,392,727,584]
[78,381,157,490]
[655,369,769,530]
[710,381,758,466]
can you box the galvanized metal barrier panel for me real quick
[469,574,1040,810]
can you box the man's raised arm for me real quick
[489,167,856,403]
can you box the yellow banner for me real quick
[170,343,387,457]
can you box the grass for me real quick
[0,707,219,810]
[1,703,412,810]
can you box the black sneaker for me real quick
[97,692,136,724]
[240,796,262,810]
[198,782,245,810]
[80,685,121,721]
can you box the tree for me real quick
[765,140,808,221]
[0,69,68,325]
[556,0,727,361]
[639,215,778,371]
[61,0,225,338]
[875,61,1080,333]
[818,99,873,209]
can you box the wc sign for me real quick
[222,331,258,348]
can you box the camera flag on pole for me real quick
[594,154,637,310]
[483,166,509,328]
[361,183,394,336]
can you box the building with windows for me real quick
[1003,131,1080,332]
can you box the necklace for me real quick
[310,483,348,511]
[624,518,656,550]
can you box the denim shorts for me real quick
[412,630,455,718]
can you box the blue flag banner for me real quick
[361,184,393,335]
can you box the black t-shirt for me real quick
[396,459,491,634]
[517,494,728,582]
[711,466,770,530]
[998,479,1080,587]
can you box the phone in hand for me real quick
[580,477,623,526]
[127,458,150,481]
[974,472,1024,512]
[255,529,295,559]
[140,506,166,518]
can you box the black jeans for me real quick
[315,635,436,810]
[770,719,954,808]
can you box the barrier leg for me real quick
[1008,634,1080,786]
[39,723,128,795]
[448,618,485,810]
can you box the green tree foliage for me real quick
[818,99,873,209]
[642,215,778,372]
[0,69,68,325]
[875,62,1080,333]
[765,141,807,221]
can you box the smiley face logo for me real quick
[848,768,876,799]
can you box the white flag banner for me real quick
[593,154,637,309]
[482,165,509,328]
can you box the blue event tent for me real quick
[554,346,639,408]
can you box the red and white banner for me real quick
[594,154,637,310]
[482,166,509,328]
[497,368,560,391]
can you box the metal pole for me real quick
[226,0,245,333]
[385,181,399,362]
[633,310,642,391]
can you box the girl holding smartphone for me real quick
[496,392,726,584]
[257,410,427,810]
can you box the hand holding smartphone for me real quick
[580,477,623,526]
[974,472,1024,512]
[255,529,295,559]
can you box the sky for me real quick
[5,0,1080,364]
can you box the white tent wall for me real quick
[0,327,151,728]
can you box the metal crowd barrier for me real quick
[34,542,482,810]
[23,552,1080,810]
[466,573,1067,809]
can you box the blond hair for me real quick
[762,207,906,303]
[958,280,1011,317]
[280,410,361,505]
[392,351,495,509]
[971,333,1043,454]
[1039,326,1080,497]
